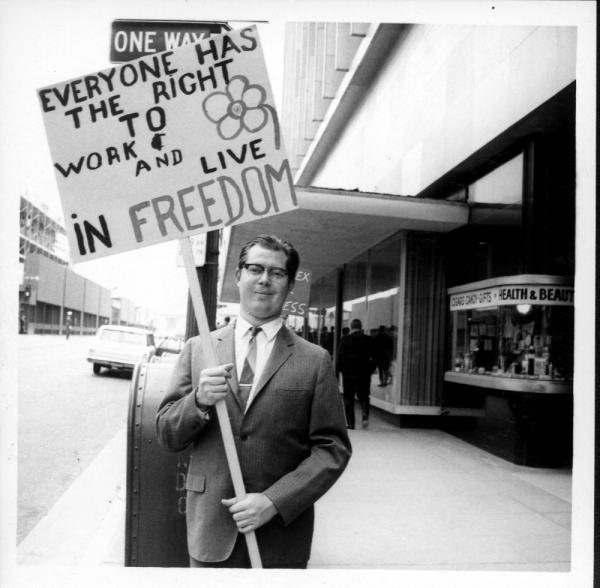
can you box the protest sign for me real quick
[38,25,298,567]
[38,25,297,263]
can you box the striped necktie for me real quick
[238,326,262,409]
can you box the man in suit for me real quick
[337,318,374,429]
[156,234,351,569]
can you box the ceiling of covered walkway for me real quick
[220,186,468,303]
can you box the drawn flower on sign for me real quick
[202,75,281,149]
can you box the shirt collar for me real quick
[235,315,284,343]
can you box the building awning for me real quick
[220,186,468,303]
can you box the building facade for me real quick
[19,196,152,335]
[220,23,577,466]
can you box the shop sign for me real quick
[110,20,229,63]
[38,26,297,264]
[282,269,311,317]
[449,284,574,311]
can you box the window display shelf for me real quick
[444,370,571,394]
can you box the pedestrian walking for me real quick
[337,318,374,429]
[156,234,351,568]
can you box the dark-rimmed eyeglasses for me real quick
[242,263,288,280]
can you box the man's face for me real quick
[236,245,293,325]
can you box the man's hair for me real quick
[237,235,300,282]
[350,318,362,330]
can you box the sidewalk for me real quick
[311,415,571,571]
[17,409,571,571]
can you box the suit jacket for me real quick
[155,323,352,566]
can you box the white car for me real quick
[87,325,156,375]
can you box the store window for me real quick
[342,251,368,327]
[450,304,573,381]
[307,271,337,352]
[365,235,402,393]
[365,235,401,334]
[446,275,574,392]
[339,235,403,335]
[303,234,404,399]
[339,234,403,396]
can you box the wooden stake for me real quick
[180,236,262,568]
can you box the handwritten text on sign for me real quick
[282,269,311,317]
[38,26,297,263]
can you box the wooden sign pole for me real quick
[180,236,262,568]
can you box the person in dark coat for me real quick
[337,318,374,429]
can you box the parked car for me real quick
[87,325,156,375]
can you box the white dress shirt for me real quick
[234,316,283,411]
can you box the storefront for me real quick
[306,230,451,416]
[443,275,574,466]
[219,22,578,467]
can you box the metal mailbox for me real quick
[125,358,190,567]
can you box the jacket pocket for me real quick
[185,473,206,493]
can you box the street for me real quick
[14,337,573,573]
[18,334,132,543]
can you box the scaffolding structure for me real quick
[18,195,155,335]
[19,196,69,266]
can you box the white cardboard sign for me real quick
[38,26,297,263]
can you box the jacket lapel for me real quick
[214,324,243,411]
[250,325,294,406]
